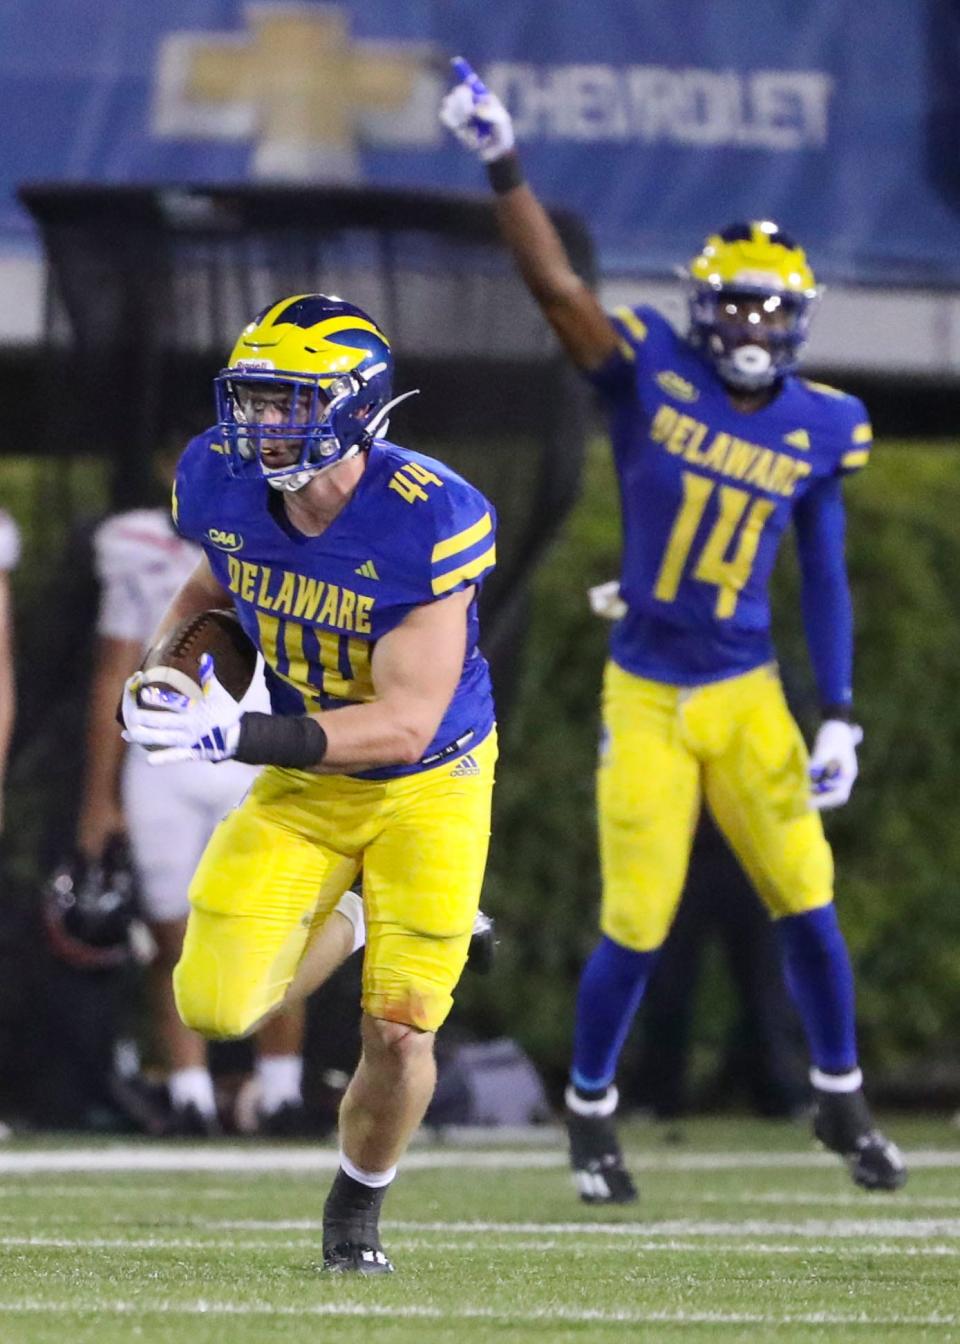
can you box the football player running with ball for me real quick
[441,59,905,1201]
[122,294,498,1272]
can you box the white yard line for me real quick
[0,1232,959,1257]
[389,1215,960,1239]
[4,1181,960,1210]
[0,1299,954,1328]
[201,1214,960,1240]
[0,1145,958,1173]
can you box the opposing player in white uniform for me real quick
[76,504,311,1133]
[0,510,19,840]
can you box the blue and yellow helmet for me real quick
[215,294,398,486]
[685,221,819,390]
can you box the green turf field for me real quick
[0,1116,958,1343]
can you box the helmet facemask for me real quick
[684,222,819,392]
[213,294,411,491]
[689,285,816,391]
[216,367,381,492]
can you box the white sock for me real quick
[810,1066,863,1094]
[256,1054,303,1116]
[168,1066,217,1117]
[335,889,366,953]
[339,1149,396,1188]
[564,1084,619,1118]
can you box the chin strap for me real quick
[266,443,363,494]
[363,389,420,443]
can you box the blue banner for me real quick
[1,0,957,285]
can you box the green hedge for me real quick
[457,439,960,1090]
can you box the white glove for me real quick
[439,56,515,163]
[121,654,242,764]
[588,581,627,621]
[808,719,863,810]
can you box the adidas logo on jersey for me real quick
[355,560,380,580]
[783,429,811,450]
[451,752,480,777]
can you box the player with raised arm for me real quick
[122,294,498,1272]
[441,59,905,1201]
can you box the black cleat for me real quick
[258,1100,312,1139]
[322,1169,394,1273]
[322,1241,394,1275]
[813,1087,907,1191]
[106,1071,173,1137]
[467,911,497,975]
[167,1101,221,1138]
[565,1087,638,1205]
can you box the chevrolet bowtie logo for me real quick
[355,560,380,580]
[153,3,441,180]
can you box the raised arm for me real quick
[440,59,619,373]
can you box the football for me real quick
[140,609,257,703]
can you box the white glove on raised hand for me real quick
[121,654,243,765]
[808,719,863,810]
[439,56,515,163]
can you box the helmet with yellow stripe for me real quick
[215,294,411,491]
[685,222,819,391]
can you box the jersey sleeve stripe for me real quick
[841,449,870,469]
[431,544,496,595]
[852,423,873,445]
[431,511,492,564]
[613,307,648,344]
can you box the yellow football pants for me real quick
[173,730,497,1038]
[598,661,832,950]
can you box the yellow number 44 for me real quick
[388,461,443,504]
[654,470,775,618]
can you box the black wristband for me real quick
[487,152,525,194]
[234,713,328,768]
[820,704,854,723]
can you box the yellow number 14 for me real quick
[654,471,775,618]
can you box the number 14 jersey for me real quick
[590,305,871,686]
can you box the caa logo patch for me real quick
[656,370,699,403]
[207,527,244,553]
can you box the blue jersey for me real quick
[590,305,871,687]
[173,433,497,780]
